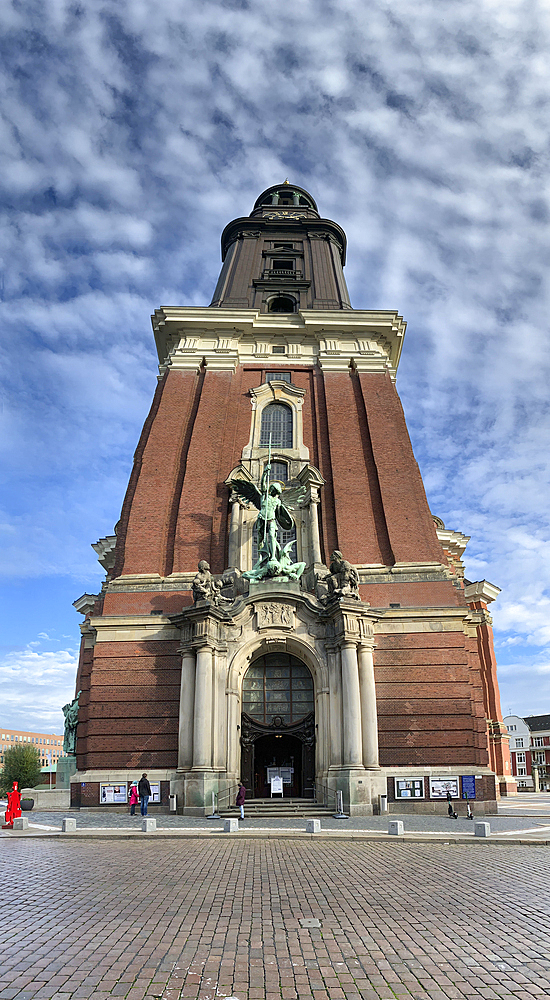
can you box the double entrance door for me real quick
[240,714,315,798]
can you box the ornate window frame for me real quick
[242,380,309,462]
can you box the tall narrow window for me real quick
[260,403,292,448]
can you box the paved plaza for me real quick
[2,837,550,1000]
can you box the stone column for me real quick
[228,500,241,570]
[178,650,196,769]
[226,686,240,777]
[358,642,379,768]
[328,649,342,767]
[212,651,228,770]
[192,645,213,769]
[316,686,330,774]
[309,496,322,565]
[341,640,363,767]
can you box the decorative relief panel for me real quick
[256,602,294,630]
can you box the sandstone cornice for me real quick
[152,306,406,377]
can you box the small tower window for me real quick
[272,259,295,272]
[266,372,291,383]
[266,460,289,482]
[260,403,293,448]
[272,345,285,354]
[268,295,296,313]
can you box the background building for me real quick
[504,714,550,790]
[71,183,514,814]
[0,727,63,777]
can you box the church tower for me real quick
[72,183,514,814]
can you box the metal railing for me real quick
[313,781,348,818]
[262,268,303,279]
[207,783,240,818]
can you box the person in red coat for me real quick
[129,782,139,816]
[236,782,246,820]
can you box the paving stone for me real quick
[2,841,550,999]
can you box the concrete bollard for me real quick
[13,816,29,831]
[224,818,239,833]
[306,819,321,833]
[388,820,404,836]
[475,821,490,838]
[62,818,77,833]
[142,818,157,833]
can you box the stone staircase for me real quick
[218,797,333,819]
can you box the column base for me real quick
[324,767,386,816]
[173,771,236,816]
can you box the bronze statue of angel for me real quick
[229,461,307,582]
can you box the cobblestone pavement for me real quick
[7,809,550,838]
[3,839,550,1000]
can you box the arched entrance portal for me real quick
[240,652,315,798]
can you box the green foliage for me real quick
[0,743,42,794]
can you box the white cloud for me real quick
[1,0,550,714]
[0,645,78,733]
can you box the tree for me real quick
[0,743,42,794]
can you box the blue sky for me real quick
[1,0,550,732]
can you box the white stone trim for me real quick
[464,580,501,605]
[88,615,180,642]
[242,380,309,461]
[152,307,406,378]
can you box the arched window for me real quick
[242,654,314,724]
[267,460,289,483]
[260,403,292,448]
[268,296,296,313]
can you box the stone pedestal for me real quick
[328,767,386,816]
[56,756,77,789]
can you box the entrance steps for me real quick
[219,797,332,819]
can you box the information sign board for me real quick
[270,776,283,796]
[429,776,459,799]
[461,775,476,799]
[395,778,424,799]
[100,783,127,804]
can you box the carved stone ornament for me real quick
[256,602,294,629]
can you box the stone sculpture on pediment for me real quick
[327,550,360,601]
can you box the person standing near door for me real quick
[236,782,246,820]
[139,773,152,816]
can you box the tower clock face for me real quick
[265,211,303,219]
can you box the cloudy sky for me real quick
[1,0,549,733]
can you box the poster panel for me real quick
[149,782,161,803]
[100,783,128,804]
[395,778,424,799]
[429,776,459,799]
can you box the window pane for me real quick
[260,403,292,448]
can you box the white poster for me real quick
[271,776,283,796]
[429,777,459,799]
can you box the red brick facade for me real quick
[73,183,512,807]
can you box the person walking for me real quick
[236,782,246,820]
[129,782,139,816]
[139,773,152,816]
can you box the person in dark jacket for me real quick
[236,782,246,819]
[138,773,152,816]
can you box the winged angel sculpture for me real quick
[230,461,307,582]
